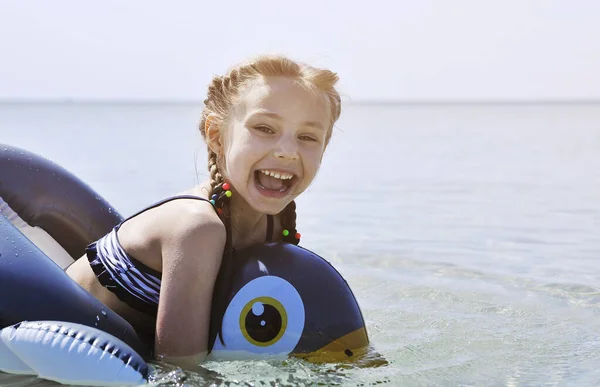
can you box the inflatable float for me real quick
[0,144,373,385]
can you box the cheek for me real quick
[303,147,324,175]
[223,140,259,181]
[223,150,245,182]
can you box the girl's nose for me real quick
[274,136,299,160]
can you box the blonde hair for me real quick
[200,55,342,349]
[200,55,341,144]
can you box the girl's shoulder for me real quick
[117,192,225,262]
[139,194,224,240]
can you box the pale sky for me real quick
[1,0,599,102]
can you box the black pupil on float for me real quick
[245,303,282,343]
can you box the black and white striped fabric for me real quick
[87,226,162,316]
[87,194,214,316]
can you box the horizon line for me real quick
[1,98,599,106]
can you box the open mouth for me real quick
[254,169,297,197]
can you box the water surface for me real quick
[1,102,599,386]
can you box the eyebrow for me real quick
[250,111,325,131]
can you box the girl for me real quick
[66,54,342,369]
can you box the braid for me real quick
[207,150,223,189]
[206,150,234,350]
[203,69,256,351]
[280,201,300,245]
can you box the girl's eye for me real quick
[299,135,318,142]
[255,125,274,134]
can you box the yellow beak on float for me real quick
[293,327,387,366]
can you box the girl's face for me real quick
[217,76,331,215]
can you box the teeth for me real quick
[259,169,294,180]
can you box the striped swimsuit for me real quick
[87,195,273,316]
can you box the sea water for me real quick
[1,102,599,386]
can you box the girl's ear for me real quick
[205,114,222,155]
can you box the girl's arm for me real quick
[153,203,226,369]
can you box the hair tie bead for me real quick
[295,232,301,240]
[222,183,230,190]
[225,190,232,198]
[209,199,216,206]
[282,229,290,237]
[211,194,218,201]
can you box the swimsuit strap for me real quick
[118,194,275,242]
[117,195,213,228]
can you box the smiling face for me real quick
[214,76,331,215]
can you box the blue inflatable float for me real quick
[0,144,372,385]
